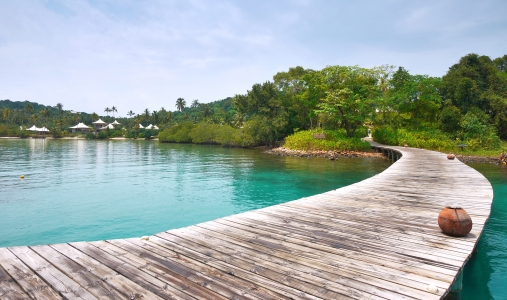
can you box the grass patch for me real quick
[284,129,371,151]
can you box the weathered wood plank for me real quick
[0,248,62,300]
[8,246,98,300]
[0,263,30,300]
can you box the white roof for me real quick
[39,127,49,132]
[99,124,115,130]
[111,120,121,125]
[70,123,90,129]
[145,124,153,129]
[138,124,144,129]
[28,125,38,131]
[153,125,159,130]
[93,119,107,124]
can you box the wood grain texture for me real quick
[0,140,493,299]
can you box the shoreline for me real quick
[1,137,504,164]
[264,147,385,160]
[265,146,504,165]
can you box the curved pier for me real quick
[0,141,493,299]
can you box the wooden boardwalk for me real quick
[0,141,493,299]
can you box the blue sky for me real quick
[1,0,506,116]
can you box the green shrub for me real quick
[159,122,195,143]
[284,129,371,151]
[51,128,63,138]
[85,132,96,139]
[19,130,29,138]
[374,125,503,152]
[0,124,7,136]
[96,131,108,139]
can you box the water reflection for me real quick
[0,139,390,250]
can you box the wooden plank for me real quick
[114,238,286,300]
[174,225,441,299]
[69,241,192,300]
[0,263,30,300]
[8,246,98,300]
[30,245,127,300]
[0,248,62,300]
[148,235,323,300]
[50,243,163,300]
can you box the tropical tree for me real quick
[111,106,117,117]
[152,110,158,124]
[314,66,382,137]
[127,110,135,118]
[40,107,51,125]
[104,107,111,116]
[23,103,34,126]
[191,99,200,108]
[144,108,150,122]
[200,103,214,120]
[56,103,64,130]
[91,112,99,121]
[176,98,186,112]
[2,108,11,131]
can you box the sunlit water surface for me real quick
[0,139,390,248]
[1,139,506,299]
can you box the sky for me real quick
[1,0,506,117]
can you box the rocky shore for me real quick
[265,147,385,160]
[266,146,504,165]
[457,155,504,165]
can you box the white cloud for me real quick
[0,0,506,114]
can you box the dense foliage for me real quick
[2,53,506,154]
[284,129,371,151]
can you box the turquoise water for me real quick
[0,139,390,248]
[462,163,507,300]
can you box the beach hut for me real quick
[111,120,121,126]
[153,125,159,130]
[69,123,91,133]
[27,125,39,132]
[137,124,144,129]
[145,124,153,129]
[92,119,107,131]
[39,127,49,133]
[98,124,115,131]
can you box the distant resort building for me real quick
[69,123,92,133]
[92,119,107,131]
[144,124,159,130]
[27,125,49,134]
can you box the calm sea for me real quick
[0,139,505,299]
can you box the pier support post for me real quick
[444,270,463,300]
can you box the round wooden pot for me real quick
[438,207,472,237]
[447,153,455,160]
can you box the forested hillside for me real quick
[2,53,507,154]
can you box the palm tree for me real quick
[2,108,11,134]
[91,112,99,121]
[111,106,117,117]
[175,98,186,112]
[40,108,50,137]
[23,103,34,126]
[200,103,214,120]
[55,103,64,130]
[104,107,111,116]
[127,110,135,118]
[144,108,150,120]
[152,110,158,124]
[191,99,200,108]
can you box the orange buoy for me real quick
[447,153,455,160]
[438,206,472,237]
